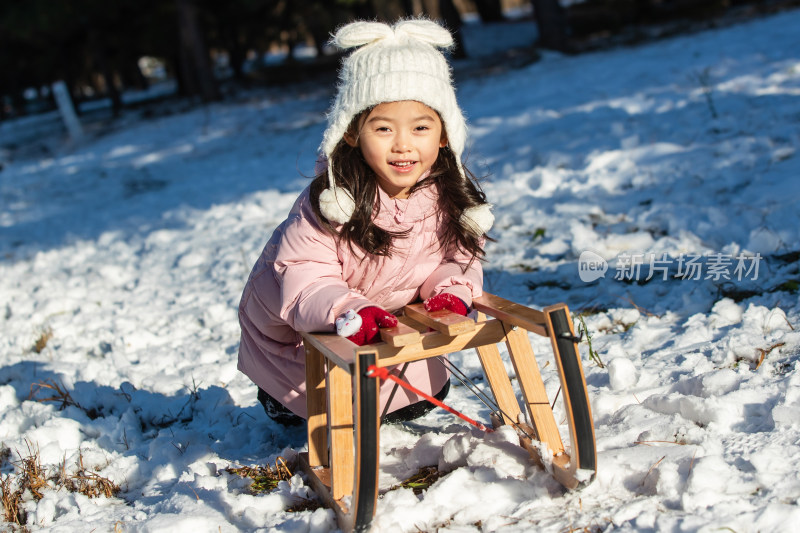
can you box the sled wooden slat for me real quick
[298,454,353,531]
[475,342,521,426]
[301,293,596,532]
[327,364,354,500]
[473,293,548,337]
[551,455,580,490]
[305,343,328,467]
[516,424,582,490]
[396,314,428,332]
[379,322,422,347]
[403,303,476,336]
[504,324,565,455]
[374,319,507,368]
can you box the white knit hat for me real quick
[318,18,493,235]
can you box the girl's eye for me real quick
[415,126,430,131]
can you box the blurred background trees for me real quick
[0,0,786,121]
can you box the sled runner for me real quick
[298,293,596,532]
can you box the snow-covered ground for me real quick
[2,9,800,533]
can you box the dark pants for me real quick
[258,380,451,427]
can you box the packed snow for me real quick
[2,9,800,533]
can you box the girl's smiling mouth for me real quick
[389,160,417,172]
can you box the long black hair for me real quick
[310,111,490,263]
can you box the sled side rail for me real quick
[473,293,548,337]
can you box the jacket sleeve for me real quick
[419,242,484,307]
[272,201,372,333]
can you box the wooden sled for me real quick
[298,293,597,532]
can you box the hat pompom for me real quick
[319,185,356,224]
[460,204,494,236]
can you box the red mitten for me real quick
[423,293,469,316]
[336,306,398,346]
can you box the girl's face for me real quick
[346,100,447,199]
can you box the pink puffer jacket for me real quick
[238,182,483,418]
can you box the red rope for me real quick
[366,365,493,433]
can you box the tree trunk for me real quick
[401,0,416,16]
[438,0,466,59]
[531,0,570,52]
[371,0,410,21]
[124,56,150,91]
[175,37,198,97]
[117,34,150,91]
[90,31,123,116]
[1,68,21,118]
[225,25,246,82]
[175,0,220,102]
[474,0,504,22]
[352,0,377,20]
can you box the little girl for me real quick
[237,18,494,426]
